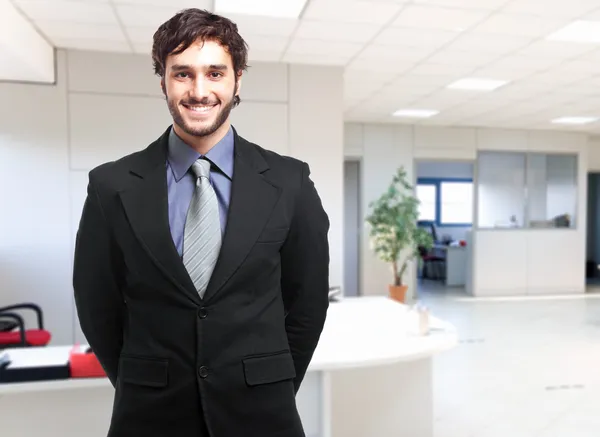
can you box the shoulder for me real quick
[238,136,308,188]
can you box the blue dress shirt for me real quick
[166,126,234,257]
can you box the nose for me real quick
[190,77,209,100]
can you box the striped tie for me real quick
[182,158,222,298]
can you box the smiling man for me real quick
[72,8,330,437]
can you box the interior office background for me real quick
[2,2,600,348]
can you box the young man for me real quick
[73,8,330,437]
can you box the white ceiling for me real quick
[7,0,600,133]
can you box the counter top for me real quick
[0,297,457,395]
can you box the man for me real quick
[73,8,330,437]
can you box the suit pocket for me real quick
[243,350,296,386]
[256,226,289,244]
[119,354,168,388]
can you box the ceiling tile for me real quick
[471,13,569,38]
[446,32,533,54]
[412,0,510,10]
[484,54,564,73]
[124,26,155,44]
[517,40,596,59]
[295,20,381,43]
[303,0,404,24]
[502,0,599,19]
[391,5,489,31]
[116,4,184,27]
[133,41,152,55]
[36,21,125,41]
[52,38,131,53]
[356,44,434,63]
[373,27,459,49]
[408,62,476,77]
[248,50,286,63]
[425,50,498,68]
[16,0,117,24]
[224,14,299,38]
[282,53,351,66]
[344,68,400,84]
[286,39,363,57]
[244,34,290,53]
[112,0,212,7]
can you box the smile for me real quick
[184,104,216,113]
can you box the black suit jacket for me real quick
[73,126,330,437]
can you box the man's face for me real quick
[162,39,240,138]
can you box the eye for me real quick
[209,72,223,79]
[176,72,189,78]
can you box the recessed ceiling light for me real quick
[392,109,439,118]
[447,78,509,91]
[546,20,600,44]
[551,116,599,125]
[214,0,308,18]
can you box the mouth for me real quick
[182,102,218,116]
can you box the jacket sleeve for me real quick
[280,162,330,393]
[73,173,125,387]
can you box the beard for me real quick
[167,85,237,138]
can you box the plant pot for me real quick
[389,284,408,303]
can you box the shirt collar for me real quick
[167,125,235,182]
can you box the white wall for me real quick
[346,123,589,297]
[0,49,344,345]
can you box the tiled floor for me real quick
[417,282,600,437]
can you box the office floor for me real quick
[418,284,600,437]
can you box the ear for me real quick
[160,77,166,96]
[235,71,243,96]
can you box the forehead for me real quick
[167,39,233,69]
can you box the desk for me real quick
[0,297,457,437]
[432,244,468,286]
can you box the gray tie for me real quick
[183,158,222,298]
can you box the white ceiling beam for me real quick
[0,0,54,83]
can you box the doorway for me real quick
[344,159,361,297]
[586,172,600,290]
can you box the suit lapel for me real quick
[119,128,201,305]
[203,132,282,302]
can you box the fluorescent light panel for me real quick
[551,116,599,125]
[447,78,508,91]
[214,0,308,18]
[546,20,600,44]
[393,109,439,118]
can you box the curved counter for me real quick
[0,297,457,437]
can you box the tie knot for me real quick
[191,159,211,180]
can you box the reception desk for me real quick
[0,297,457,437]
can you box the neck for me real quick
[173,120,231,155]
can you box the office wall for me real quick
[0,49,344,345]
[345,123,588,297]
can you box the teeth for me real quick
[188,105,213,112]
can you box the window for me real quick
[416,184,436,222]
[417,178,473,226]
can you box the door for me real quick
[344,160,360,297]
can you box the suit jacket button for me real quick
[198,307,208,319]
[198,366,209,379]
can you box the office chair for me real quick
[0,303,52,348]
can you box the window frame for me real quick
[417,177,473,227]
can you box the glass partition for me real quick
[477,151,526,228]
[476,151,577,229]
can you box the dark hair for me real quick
[152,8,249,106]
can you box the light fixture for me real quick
[214,0,308,18]
[546,20,600,44]
[551,116,599,125]
[446,78,509,91]
[392,109,439,118]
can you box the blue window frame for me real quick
[416,177,473,227]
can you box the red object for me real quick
[0,329,51,346]
[459,240,467,246]
[69,347,107,378]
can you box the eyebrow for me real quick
[171,64,229,72]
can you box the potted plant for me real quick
[365,167,433,303]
